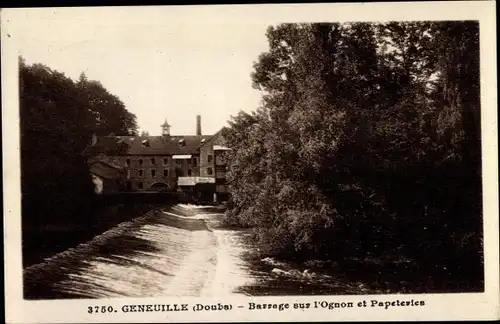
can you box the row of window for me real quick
[128,167,214,178]
[130,169,181,177]
[125,157,208,166]
[135,182,226,191]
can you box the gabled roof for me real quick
[199,127,228,148]
[87,135,213,156]
[89,155,124,170]
[89,161,124,180]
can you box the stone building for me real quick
[84,115,230,202]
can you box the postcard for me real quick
[2,1,498,322]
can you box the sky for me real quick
[10,7,270,135]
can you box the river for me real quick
[24,204,375,300]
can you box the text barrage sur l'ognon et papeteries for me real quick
[87,299,425,314]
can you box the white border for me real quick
[2,2,498,322]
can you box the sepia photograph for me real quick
[2,2,498,323]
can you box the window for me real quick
[176,159,182,165]
[163,169,168,177]
[207,167,213,175]
[126,159,130,166]
[151,169,156,177]
[151,158,156,165]
[188,169,192,176]
[139,170,143,177]
[208,155,213,163]
[163,158,168,165]
[139,159,143,166]
[138,182,144,189]
[192,157,197,166]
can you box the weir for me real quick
[23,203,342,299]
[22,194,177,268]
[23,204,254,299]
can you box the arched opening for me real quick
[150,182,169,192]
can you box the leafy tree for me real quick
[20,59,139,266]
[224,21,482,289]
[77,74,138,136]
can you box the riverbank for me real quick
[230,228,484,295]
[23,204,483,300]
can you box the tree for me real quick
[20,60,140,266]
[20,61,95,234]
[427,21,482,271]
[76,76,138,136]
[224,22,483,289]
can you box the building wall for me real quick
[95,130,227,192]
[214,149,229,196]
[111,154,200,191]
[199,131,226,178]
[199,131,230,202]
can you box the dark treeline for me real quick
[222,21,482,290]
[20,58,138,265]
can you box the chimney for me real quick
[196,115,202,136]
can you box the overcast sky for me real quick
[11,7,270,135]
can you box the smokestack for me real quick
[196,115,202,136]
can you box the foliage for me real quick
[77,72,138,136]
[20,59,138,234]
[223,22,482,285]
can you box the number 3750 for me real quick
[88,306,116,314]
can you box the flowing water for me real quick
[24,204,261,299]
[24,204,366,300]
